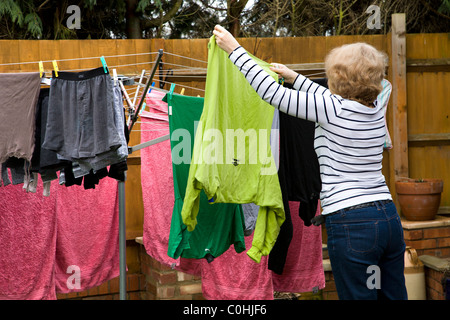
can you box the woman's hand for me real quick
[213,25,241,55]
[269,63,298,84]
[213,25,298,84]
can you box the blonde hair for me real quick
[325,42,388,106]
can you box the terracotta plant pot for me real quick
[395,178,444,221]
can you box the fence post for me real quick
[391,13,409,181]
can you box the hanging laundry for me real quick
[30,88,69,190]
[54,176,120,294]
[200,234,274,300]
[0,178,58,300]
[268,79,324,274]
[140,90,203,275]
[165,93,246,262]
[0,72,41,177]
[180,36,285,263]
[280,79,324,226]
[1,162,25,187]
[140,90,180,268]
[43,67,121,160]
[42,67,126,189]
[241,109,280,237]
[198,203,325,300]
[107,84,129,182]
[75,83,129,177]
[271,201,325,293]
[379,79,393,149]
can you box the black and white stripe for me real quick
[229,47,392,215]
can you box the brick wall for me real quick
[56,273,145,300]
[139,244,204,300]
[402,216,450,258]
[424,267,447,300]
[419,255,450,300]
[323,270,339,300]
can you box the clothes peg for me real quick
[148,82,156,94]
[169,83,176,97]
[52,60,59,77]
[100,56,109,73]
[168,83,176,116]
[180,88,185,95]
[139,102,146,115]
[112,69,118,86]
[39,61,44,78]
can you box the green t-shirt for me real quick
[180,36,285,263]
[165,93,246,260]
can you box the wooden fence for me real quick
[0,15,448,239]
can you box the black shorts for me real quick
[43,67,122,160]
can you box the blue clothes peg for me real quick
[100,56,109,73]
[169,83,176,98]
[148,82,156,94]
[168,83,176,115]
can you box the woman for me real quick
[213,25,407,300]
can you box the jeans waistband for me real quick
[310,199,393,226]
[338,199,393,213]
[52,67,108,81]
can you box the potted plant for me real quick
[395,178,444,221]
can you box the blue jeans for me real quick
[325,200,408,300]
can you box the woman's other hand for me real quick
[213,25,241,55]
[269,63,298,84]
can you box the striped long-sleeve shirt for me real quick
[229,46,392,215]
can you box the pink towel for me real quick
[140,94,177,267]
[54,176,120,293]
[0,175,58,300]
[145,91,169,114]
[199,201,324,299]
[271,201,325,293]
[200,235,274,300]
[140,91,201,276]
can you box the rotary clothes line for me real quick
[0,47,327,300]
[0,49,206,300]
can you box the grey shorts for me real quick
[43,67,122,160]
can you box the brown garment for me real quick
[0,72,41,164]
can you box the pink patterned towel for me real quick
[1,171,121,298]
[140,92,179,268]
[54,177,120,294]
[140,91,201,276]
[0,175,58,300]
[200,235,274,300]
[271,201,325,293]
[198,201,324,299]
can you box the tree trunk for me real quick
[229,18,240,37]
[227,0,248,37]
[126,0,142,39]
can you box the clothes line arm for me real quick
[128,49,164,133]
[128,134,170,155]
